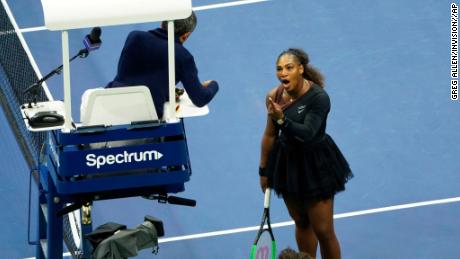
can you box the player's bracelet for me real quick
[259,167,266,176]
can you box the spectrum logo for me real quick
[86,150,163,169]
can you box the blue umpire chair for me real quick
[35,86,193,258]
[21,0,203,258]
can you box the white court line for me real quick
[158,196,460,243]
[24,196,460,258]
[1,0,53,101]
[18,0,272,33]
[193,0,271,11]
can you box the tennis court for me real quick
[0,0,458,258]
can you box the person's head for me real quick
[161,11,197,43]
[276,48,325,89]
[277,247,314,259]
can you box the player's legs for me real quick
[283,195,318,258]
[307,197,341,259]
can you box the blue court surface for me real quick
[1,0,459,258]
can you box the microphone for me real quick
[83,27,102,51]
[23,27,103,106]
[79,27,102,58]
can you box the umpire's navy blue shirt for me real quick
[107,28,219,118]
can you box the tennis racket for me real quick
[250,188,276,259]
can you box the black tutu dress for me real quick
[266,84,353,201]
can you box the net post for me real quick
[61,30,72,131]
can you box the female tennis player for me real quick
[258,48,353,259]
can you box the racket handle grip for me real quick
[264,188,271,208]
[168,196,196,207]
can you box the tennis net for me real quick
[0,1,47,169]
[0,2,84,258]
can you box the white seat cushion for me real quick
[80,86,158,126]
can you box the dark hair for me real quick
[277,48,325,88]
[278,247,313,259]
[161,11,197,37]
